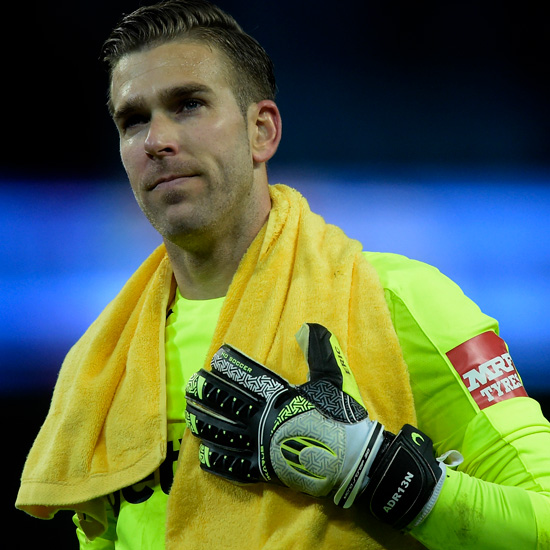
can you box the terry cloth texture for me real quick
[17,184,422,549]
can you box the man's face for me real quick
[110,40,264,248]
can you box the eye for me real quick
[122,114,148,130]
[178,98,204,114]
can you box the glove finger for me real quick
[186,369,262,423]
[295,323,365,407]
[295,323,342,385]
[185,399,253,451]
[198,441,261,484]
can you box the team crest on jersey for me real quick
[446,331,527,410]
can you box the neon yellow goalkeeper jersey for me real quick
[76,253,550,549]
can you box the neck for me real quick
[164,192,271,300]
[164,238,251,300]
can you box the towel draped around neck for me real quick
[17,184,422,549]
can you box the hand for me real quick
[185,323,445,530]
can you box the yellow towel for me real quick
[16,244,175,538]
[17,184,423,548]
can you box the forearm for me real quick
[411,467,550,549]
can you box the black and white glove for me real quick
[185,323,446,530]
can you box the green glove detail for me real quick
[185,323,445,530]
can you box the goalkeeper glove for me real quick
[185,323,446,530]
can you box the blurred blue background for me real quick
[3,0,549,542]
[2,168,550,394]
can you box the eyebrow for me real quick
[110,83,214,122]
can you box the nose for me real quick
[144,113,179,159]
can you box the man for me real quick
[16,1,550,549]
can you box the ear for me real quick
[249,100,282,164]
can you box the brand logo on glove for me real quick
[411,432,424,446]
[446,331,527,410]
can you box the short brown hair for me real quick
[102,0,277,114]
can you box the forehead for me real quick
[110,40,233,110]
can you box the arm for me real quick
[367,251,550,548]
[413,397,550,549]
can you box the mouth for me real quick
[150,174,198,191]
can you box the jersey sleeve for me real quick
[364,251,550,549]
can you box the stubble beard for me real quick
[140,159,257,254]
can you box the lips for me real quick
[150,173,197,190]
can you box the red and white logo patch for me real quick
[446,331,527,410]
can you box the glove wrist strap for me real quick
[354,424,443,530]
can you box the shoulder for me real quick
[363,251,458,293]
[362,251,497,353]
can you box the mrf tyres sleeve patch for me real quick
[446,331,528,410]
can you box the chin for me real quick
[160,222,211,248]
[147,205,204,238]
